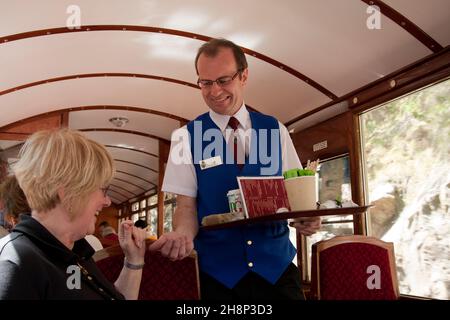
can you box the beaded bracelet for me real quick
[124,258,145,270]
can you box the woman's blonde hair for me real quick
[13,129,115,217]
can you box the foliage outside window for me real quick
[147,208,158,236]
[163,194,176,233]
[148,194,158,206]
[361,79,449,299]
[124,192,177,236]
[164,192,176,201]
[127,193,157,232]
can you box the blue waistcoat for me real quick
[187,111,296,288]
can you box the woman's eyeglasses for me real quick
[100,186,110,197]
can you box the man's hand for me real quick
[147,231,194,261]
[290,216,321,236]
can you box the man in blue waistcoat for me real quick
[149,38,321,300]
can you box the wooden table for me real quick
[201,206,371,231]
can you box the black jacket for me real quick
[0,215,124,300]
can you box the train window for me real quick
[361,78,450,299]
[131,201,139,212]
[163,197,177,233]
[147,194,158,206]
[164,192,176,201]
[298,155,355,281]
[147,208,158,236]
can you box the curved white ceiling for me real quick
[1,0,448,204]
[69,109,180,140]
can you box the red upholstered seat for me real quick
[94,240,200,300]
[310,235,399,300]
[100,233,119,248]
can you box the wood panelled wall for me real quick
[0,111,74,225]
[0,113,68,140]
[0,112,68,185]
[291,110,364,217]
[290,110,366,284]
[95,206,119,237]
[291,111,353,165]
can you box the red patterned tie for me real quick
[228,117,244,170]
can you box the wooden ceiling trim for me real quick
[0,113,62,134]
[110,183,139,197]
[0,142,23,152]
[0,25,336,99]
[108,194,122,204]
[285,46,450,127]
[120,186,158,207]
[244,54,337,100]
[348,54,450,111]
[0,106,188,134]
[113,177,146,191]
[116,170,157,186]
[351,64,450,115]
[105,145,158,158]
[114,159,158,174]
[69,105,188,122]
[0,132,29,140]
[0,112,66,140]
[107,188,129,200]
[360,0,443,53]
[79,128,170,144]
[0,73,198,96]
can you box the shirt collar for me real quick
[209,102,249,132]
[13,214,95,264]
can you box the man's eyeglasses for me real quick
[197,69,242,89]
[100,186,110,197]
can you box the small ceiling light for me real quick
[109,116,129,128]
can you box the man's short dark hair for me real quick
[195,38,248,75]
[134,219,148,229]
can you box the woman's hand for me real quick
[118,220,146,264]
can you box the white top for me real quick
[162,104,302,197]
[84,234,104,252]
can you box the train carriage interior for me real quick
[0,0,449,300]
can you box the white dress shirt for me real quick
[162,104,302,197]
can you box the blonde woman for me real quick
[0,129,146,300]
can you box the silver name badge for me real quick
[199,156,223,170]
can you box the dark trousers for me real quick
[200,263,305,300]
